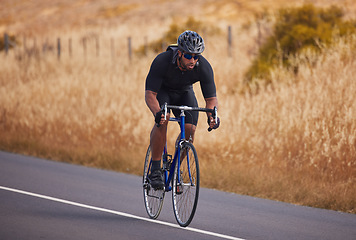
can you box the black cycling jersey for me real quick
[145,46,216,125]
[145,47,216,98]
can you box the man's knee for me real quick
[150,113,170,139]
[185,124,196,141]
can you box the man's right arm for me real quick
[145,90,161,116]
[145,52,171,123]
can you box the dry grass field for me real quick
[1,0,355,213]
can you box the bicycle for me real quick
[143,102,217,227]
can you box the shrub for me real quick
[245,4,356,85]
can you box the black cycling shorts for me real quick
[156,87,199,126]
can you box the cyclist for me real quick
[145,30,220,189]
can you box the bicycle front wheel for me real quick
[143,146,165,219]
[172,142,200,227]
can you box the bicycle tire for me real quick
[143,146,165,219]
[172,142,200,227]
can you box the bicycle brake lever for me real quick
[164,102,167,121]
[214,106,217,124]
[156,103,168,127]
[208,107,218,132]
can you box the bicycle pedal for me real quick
[176,184,183,195]
[153,185,165,191]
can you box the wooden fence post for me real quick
[23,36,27,52]
[33,37,37,53]
[4,33,9,55]
[128,37,132,61]
[96,36,99,57]
[228,26,232,57]
[69,38,72,57]
[42,38,48,54]
[57,38,61,59]
[111,37,115,60]
[82,37,87,58]
[257,20,261,50]
[144,36,148,56]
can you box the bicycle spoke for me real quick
[172,142,199,227]
[143,146,165,219]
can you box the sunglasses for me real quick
[183,53,200,60]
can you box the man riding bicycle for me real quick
[145,30,220,189]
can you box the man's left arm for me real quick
[205,97,220,129]
[199,56,219,129]
[205,97,218,111]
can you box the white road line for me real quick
[0,186,245,240]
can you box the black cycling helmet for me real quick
[177,30,205,54]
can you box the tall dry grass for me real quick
[197,35,356,213]
[1,18,355,213]
[0,36,153,172]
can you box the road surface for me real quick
[0,151,355,240]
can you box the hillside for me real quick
[2,0,356,37]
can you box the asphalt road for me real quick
[0,151,355,240]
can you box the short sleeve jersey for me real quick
[145,47,216,98]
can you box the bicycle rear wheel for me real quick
[143,146,165,219]
[172,142,199,227]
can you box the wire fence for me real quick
[2,25,264,60]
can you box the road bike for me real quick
[143,102,217,227]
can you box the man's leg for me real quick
[185,123,196,142]
[148,114,169,189]
[178,89,198,143]
[178,123,196,162]
[150,118,169,161]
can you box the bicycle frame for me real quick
[143,102,217,226]
[149,102,217,192]
[162,108,186,192]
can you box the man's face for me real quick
[178,51,200,71]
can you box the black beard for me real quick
[178,56,195,71]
